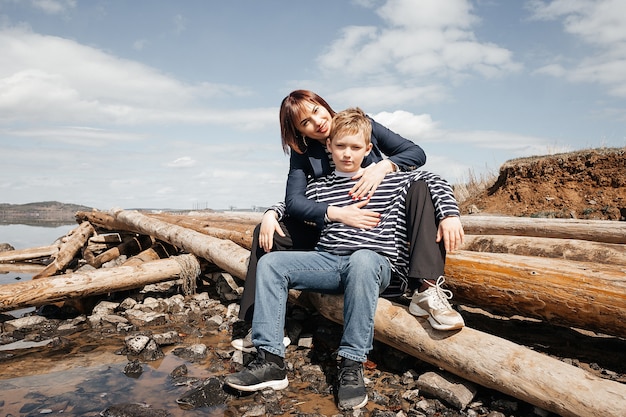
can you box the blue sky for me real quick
[1,0,624,211]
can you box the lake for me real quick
[0,223,76,286]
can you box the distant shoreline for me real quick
[0,201,91,226]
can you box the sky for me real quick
[0,0,625,211]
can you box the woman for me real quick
[234,90,463,348]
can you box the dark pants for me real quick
[238,180,446,321]
[238,217,320,321]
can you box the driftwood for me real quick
[33,221,95,279]
[0,245,59,263]
[122,241,178,267]
[461,215,626,244]
[307,293,626,417]
[0,263,45,274]
[149,213,255,249]
[444,250,626,338]
[109,208,250,279]
[90,234,155,268]
[461,234,626,266]
[0,254,200,312]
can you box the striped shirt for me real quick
[304,170,459,292]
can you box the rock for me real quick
[124,335,151,355]
[3,315,52,334]
[175,377,230,409]
[172,343,207,362]
[100,402,170,417]
[415,371,477,410]
[152,330,181,346]
[123,359,143,378]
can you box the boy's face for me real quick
[326,133,373,173]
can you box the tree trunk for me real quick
[461,215,626,244]
[0,255,200,312]
[0,263,45,274]
[33,222,95,279]
[110,208,250,279]
[461,234,626,265]
[444,250,626,337]
[90,234,155,268]
[0,245,59,263]
[307,293,626,417]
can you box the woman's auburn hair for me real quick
[279,90,336,155]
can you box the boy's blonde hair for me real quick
[329,107,372,144]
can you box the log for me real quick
[75,210,137,232]
[445,250,626,337]
[90,234,155,268]
[122,241,178,267]
[32,222,95,279]
[148,213,255,249]
[461,234,626,266]
[110,208,250,279]
[307,293,626,417]
[0,245,59,263]
[0,254,200,312]
[0,263,45,274]
[461,215,626,244]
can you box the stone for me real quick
[416,371,477,410]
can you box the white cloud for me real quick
[0,26,270,126]
[371,110,440,140]
[318,0,520,80]
[527,0,626,97]
[30,0,76,15]
[166,156,196,168]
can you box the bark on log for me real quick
[445,250,626,337]
[75,210,137,232]
[461,234,626,266]
[461,215,626,244]
[0,245,58,263]
[122,241,178,267]
[110,208,249,279]
[0,254,200,312]
[90,234,155,268]
[307,293,626,417]
[33,222,95,279]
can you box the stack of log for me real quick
[0,208,625,417]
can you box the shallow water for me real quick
[0,352,230,416]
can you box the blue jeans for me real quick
[252,249,391,362]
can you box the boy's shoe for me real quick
[224,349,288,392]
[231,329,291,353]
[409,276,465,331]
[336,358,368,411]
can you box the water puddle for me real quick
[0,346,232,416]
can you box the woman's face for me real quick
[295,101,333,141]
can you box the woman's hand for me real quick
[436,216,465,252]
[349,160,395,200]
[259,210,285,252]
[327,200,380,229]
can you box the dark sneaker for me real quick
[337,358,368,410]
[224,350,288,392]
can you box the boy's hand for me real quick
[259,210,285,252]
[436,216,465,252]
[327,200,380,229]
[349,160,395,200]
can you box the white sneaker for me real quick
[409,276,465,331]
[231,329,291,353]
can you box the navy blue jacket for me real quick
[285,117,426,229]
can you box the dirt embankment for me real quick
[459,147,626,221]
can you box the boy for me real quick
[225,108,463,411]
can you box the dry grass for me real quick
[453,168,498,204]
